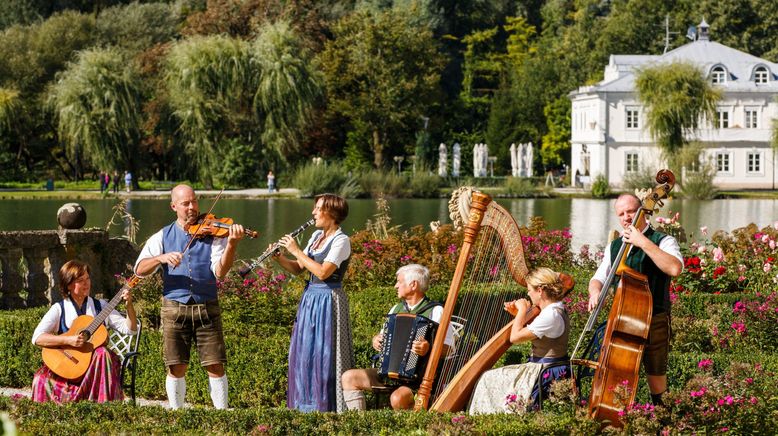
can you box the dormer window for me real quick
[754,66,769,84]
[711,66,727,84]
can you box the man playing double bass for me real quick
[134,184,245,409]
[587,193,683,405]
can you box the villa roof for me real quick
[574,36,778,95]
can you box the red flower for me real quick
[713,266,727,279]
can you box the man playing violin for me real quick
[134,184,245,409]
[587,193,683,405]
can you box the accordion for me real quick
[377,312,439,385]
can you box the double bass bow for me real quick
[571,169,675,426]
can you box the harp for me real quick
[414,189,531,411]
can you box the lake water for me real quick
[1,198,777,259]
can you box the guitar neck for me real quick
[84,275,140,334]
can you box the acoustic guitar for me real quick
[42,275,141,380]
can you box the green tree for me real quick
[635,61,720,156]
[48,47,144,181]
[318,7,444,168]
[96,2,182,54]
[540,96,571,166]
[165,35,252,187]
[251,20,322,159]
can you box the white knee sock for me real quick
[343,389,366,411]
[166,375,186,409]
[209,375,229,409]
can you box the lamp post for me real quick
[393,156,405,173]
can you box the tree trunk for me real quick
[372,129,383,169]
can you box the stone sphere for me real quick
[57,203,87,229]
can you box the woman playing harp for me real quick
[468,267,571,413]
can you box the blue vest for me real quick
[161,222,218,303]
[307,230,350,286]
[58,298,101,334]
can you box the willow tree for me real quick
[48,48,143,181]
[165,35,252,187]
[251,21,322,159]
[0,87,20,133]
[635,61,721,156]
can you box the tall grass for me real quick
[357,170,407,197]
[292,161,357,197]
[503,176,535,197]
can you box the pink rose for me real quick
[700,226,708,236]
[712,247,724,263]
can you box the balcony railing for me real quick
[0,229,139,309]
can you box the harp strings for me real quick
[431,207,526,399]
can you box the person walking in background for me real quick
[112,171,120,194]
[99,171,106,193]
[267,170,276,193]
[124,171,132,193]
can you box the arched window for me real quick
[754,66,769,84]
[711,66,727,84]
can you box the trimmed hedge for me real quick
[0,397,600,435]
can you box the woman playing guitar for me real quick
[32,260,137,403]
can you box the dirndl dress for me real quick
[287,282,354,412]
[32,346,123,403]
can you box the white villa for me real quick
[569,20,778,189]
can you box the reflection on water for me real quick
[1,197,776,258]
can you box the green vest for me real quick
[389,297,440,319]
[609,227,672,315]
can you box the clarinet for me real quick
[238,219,315,277]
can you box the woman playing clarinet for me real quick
[274,193,354,412]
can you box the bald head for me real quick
[614,193,641,210]
[170,184,199,225]
[171,184,195,203]
[614,193,642,230]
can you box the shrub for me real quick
[356,170,406,198]
[621,165,658,192]
[292,161,355,197]
[681,166,718,199]
[503,176,535,197]
[409,171,441,198]
[590,174,610,198]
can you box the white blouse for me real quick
[32,297,136,346]
[303,228,351,267]
[526,301,566,339]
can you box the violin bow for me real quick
[180,186,225,256]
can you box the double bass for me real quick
[571,169,675,426]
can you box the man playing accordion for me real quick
[341,264,454,410]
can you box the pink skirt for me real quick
[32,346,124,403]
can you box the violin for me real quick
[185,213,258,239]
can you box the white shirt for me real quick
[390,299,455,347]
[133,225,228,277]
[526,301,566,339]
[32,298,136,345]
[591,229,683,285]
[303,228,351,267]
